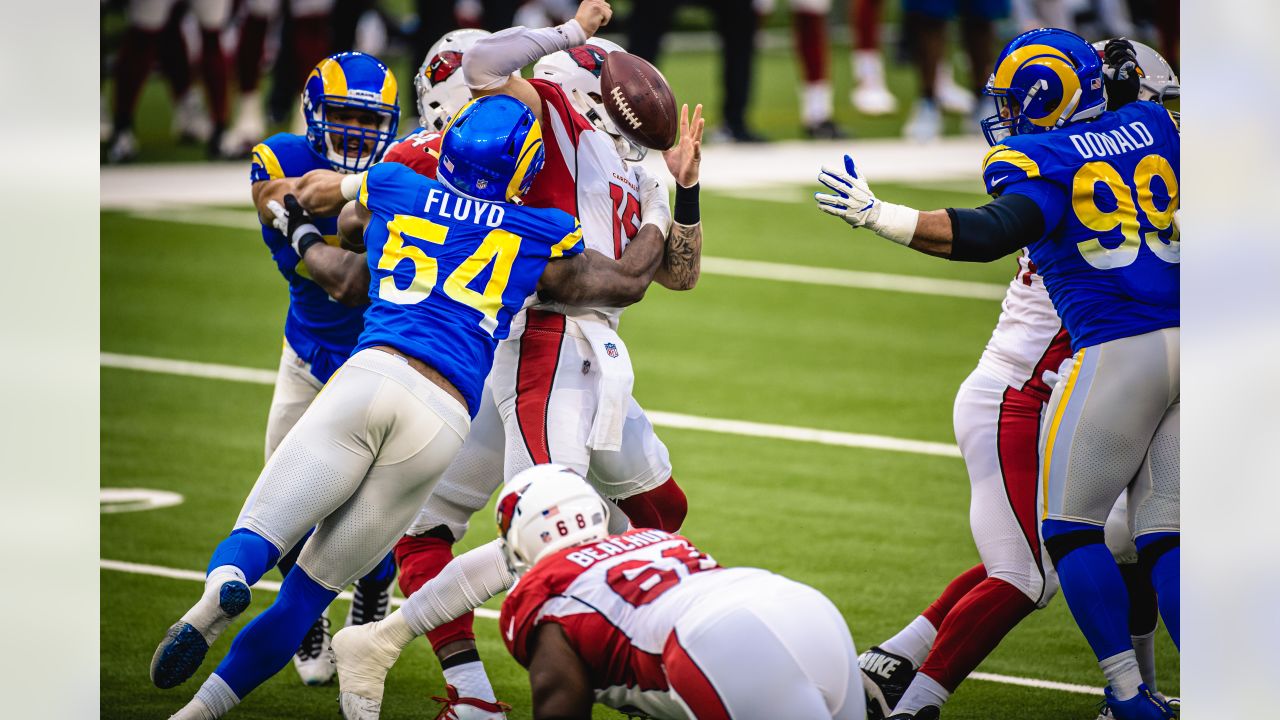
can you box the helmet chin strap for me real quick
[1055,87,1083,128]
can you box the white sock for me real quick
[205,565,246,593]
[853,50,886,87]
[893,672,951,715]
[879,615,937,668]
[1132,631,1158,691]
[801,81,833,126]
[170,673,239,719]
[1100,650,1144,700]
[443,660,497,702]
[375,611,418,650]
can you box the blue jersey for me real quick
[353,162,585,416]
[250,133,365,383]
[983,101,1180,350]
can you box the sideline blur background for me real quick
[100,0,1178,164]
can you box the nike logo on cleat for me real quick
[860,654,903,679]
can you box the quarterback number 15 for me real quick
[377,214,520,336]
[1072,154,1179,270]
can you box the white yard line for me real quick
[101,352,960,458]
[100,558,1099,696]
[114,207,1006,301]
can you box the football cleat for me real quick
[334,619,405,719]
[859,646,917,720]
[1103,685,1176,720]
[150,579,251,689]
[346,579,392,627]
[887,707,940,720]
[431,684,511,720]
[804,120,849,140]
[293,615,336,686]
[852,84,898,116]
[1095,690,1178,719]
[106,129,140,165]
[172,90,213,145]
[220,92,267,160]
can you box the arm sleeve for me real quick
[947,192,1050,263]
[463,21,588,90]
[399,539,515,636]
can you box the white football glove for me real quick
[634,165,672,237]
[266,196,322,256]
[815,155,919,246]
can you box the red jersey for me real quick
[500,529,775,717]
[382,128,443,179]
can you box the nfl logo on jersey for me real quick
[604,343,619,358]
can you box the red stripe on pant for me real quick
[664,631,731,720]
[514,310,566,466]
[996,387,1048,582]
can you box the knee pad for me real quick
[615,477,687,532]
[1042,519,1105,566]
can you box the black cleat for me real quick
[803,119,849,140]
[858,646,917,719]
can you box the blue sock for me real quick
[1043,519,1133,661]
[214,566,337,699]
[275,528,314,579]
[207,528,281,586]
[1137,532,1180,648]
[360,551,397,588]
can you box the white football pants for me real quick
[263,339,324,463]
[953,368,1058,606]
[236,348,468,590]
[666,573,864,720]
[1041,327,1180,537]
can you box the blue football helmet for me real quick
[302,52,400,172]
[437,95,546,203]
[980,28,1107,146]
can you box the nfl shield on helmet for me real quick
[437,94,546,203]
[302,51,401,172]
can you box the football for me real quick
[601,51,678,151]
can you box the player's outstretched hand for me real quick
[663,103,704,188]
[634,165,672,237]
[267,194,322,255]
[815,155,881,229]
[575,0,612,37]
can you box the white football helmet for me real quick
[1093,39,1179,104]
[496,464,611,575]
[532,37,648,161]
[415,29,491,132]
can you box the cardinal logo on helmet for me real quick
[427,51,463,86]
[566,45,607,77]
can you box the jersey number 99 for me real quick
[1072,154,1179,270]
[378,215,521,335]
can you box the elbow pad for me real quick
[464,21,587,90]
[947,193,1045,262]
[399,539,514,635]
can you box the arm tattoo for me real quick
[661,222,702,290]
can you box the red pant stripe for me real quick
[663,631,731,720]
[514,310,566,466]
[996,387,1047,586]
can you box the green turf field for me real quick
[100,182,1178,719]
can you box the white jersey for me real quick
[976,251,1071,398]
[521,78,642,331]
[500,530,773,719]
